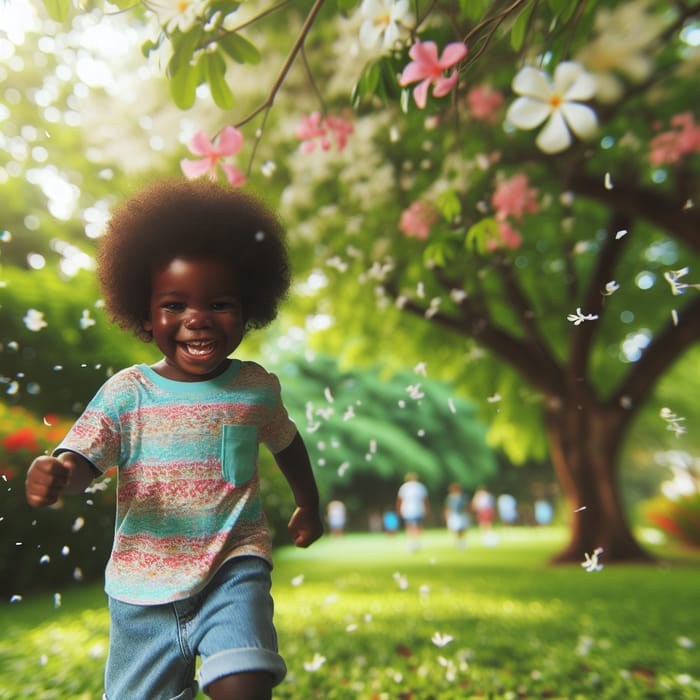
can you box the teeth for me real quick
[185,342,215,356]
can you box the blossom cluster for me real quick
[649,113,700,166]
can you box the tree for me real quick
[20,0,700,563]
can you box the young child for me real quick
[25,179,324,700]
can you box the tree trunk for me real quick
[543,393,655,565]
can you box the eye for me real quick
[162,302,185,312]
[211,300,241,312]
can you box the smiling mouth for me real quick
[181,340,216,356]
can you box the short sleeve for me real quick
[53,378,123,474]
[257,371,297,454]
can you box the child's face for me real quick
[143,256,244,382]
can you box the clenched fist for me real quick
[26,453,95,507]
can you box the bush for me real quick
[0,403,116,598]
[643,493,700,548]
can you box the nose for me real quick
[183,309,212,330]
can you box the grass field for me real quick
[2,527,699,699]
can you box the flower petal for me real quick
[512,66,552,99]
[535,112,572,154]
[359,21,383,50]
[180,158,213,179]
[412,79,431,109]
[220,162,247,187]
[187,131,214,156]
[217,126,244,156]
[561,102,598,139]
[506,97,550,130]
[432,72,459,98]
[554,62,597,101]
[408,40,439,66]
[438,42,467,69]
[400,62,427,86]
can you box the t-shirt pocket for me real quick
[221,424,258,486]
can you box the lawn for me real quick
[1,527,699,699]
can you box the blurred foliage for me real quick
[4,0,700,559]
[275,353,498,524]
[0,402,115,597]
[643,493,700,549]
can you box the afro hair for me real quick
[97,178,290,341]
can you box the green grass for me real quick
[1,527,699,699]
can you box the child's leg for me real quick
[105,596,198,699]
[195,557,286,697]
[206,671,272,700]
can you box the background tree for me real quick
[11,0,700,563]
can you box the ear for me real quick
[142,313,153,332]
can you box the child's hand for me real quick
[288,505,324,548]
[26,456,70,507]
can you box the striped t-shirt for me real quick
[55,360,297,605]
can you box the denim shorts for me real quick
[103,556,286,700]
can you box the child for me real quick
[25,179,324,700]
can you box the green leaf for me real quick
[204,52,234,110]
[220,33,261,65]
[466,217,499,254]
[436,190,461,223]
[168,27,204,79]
[510,5,534,52]
[424,242,452,267]
[169,55,202,110]
[40,0,71,21]
[351,61,381,107]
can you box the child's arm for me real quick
[274,432,324,548]
[26,452,96,508]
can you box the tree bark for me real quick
[543,391,654,564]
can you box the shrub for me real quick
[643,493,700,548]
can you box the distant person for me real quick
[444,483,470,548]
[471,486,498,546]
[327,499,347,536]
[534,498,554,526]
[396,472,429,551]
[497,493,518,525]
[383,509,400,535]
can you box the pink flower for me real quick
[296,112,354,153]
[180,126,246,187]
[491,173,539,221]
[649,112,700,166]
[325,115,354,151]
[486,221,523,252]
[466,85,504,124]
[399,40,468,109]
[399,201,439,239]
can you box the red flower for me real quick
[3,427,41,453]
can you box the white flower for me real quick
[80,309,96,329]
[359,0,412,52]
[431,632,454,647]
[567,307,599,325]
[303,653,326,672]
[507,62,598,154]
[575,0,665,103]
[581,546,604,572]
[23,309,47,332]
[145,0,209,33]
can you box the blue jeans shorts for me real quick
[103,556,286,700]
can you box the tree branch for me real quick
[569,172,700,254]
[234,0,327,128]
[567,210,632,377]
[611,294,700,413]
